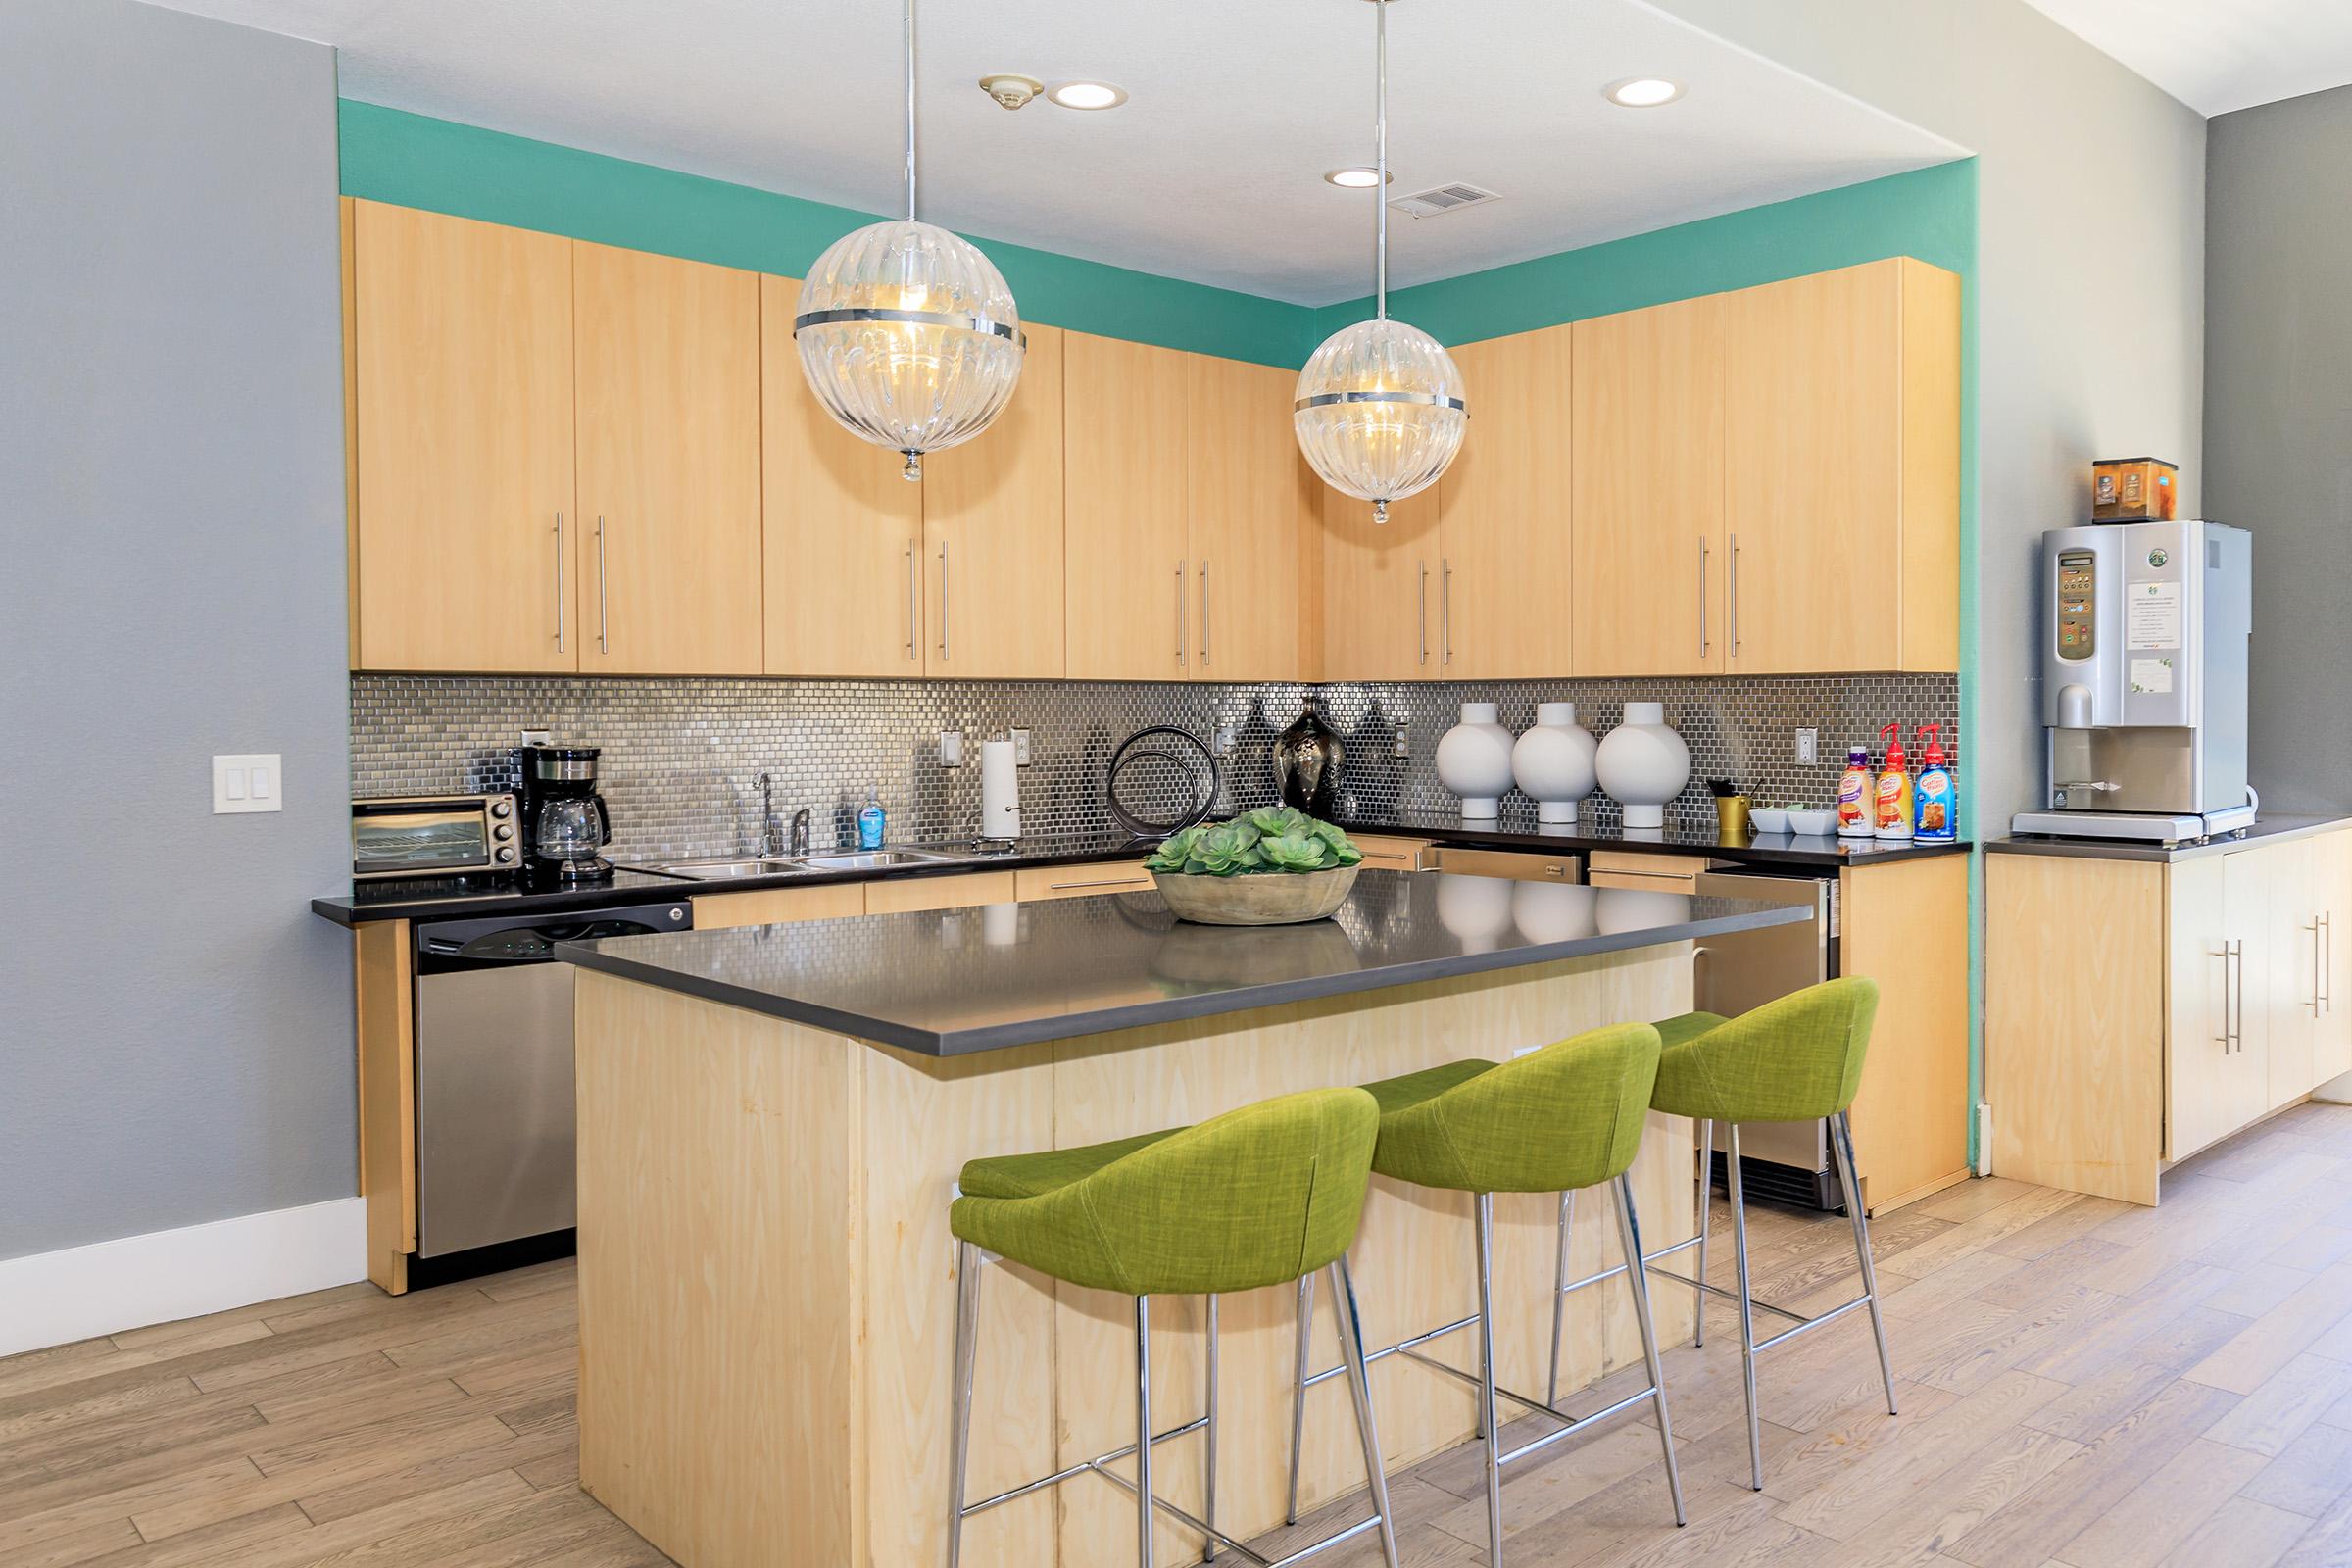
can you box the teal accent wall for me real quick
[336,100,1309,367]
[339,100,1985,1162]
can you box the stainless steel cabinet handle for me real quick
[594,515,610,655]
[1729,531,1741,657]
[2214,943,2233,1050]
[938,539,950,660]
[2232,939,2246,1051]
[1442,559,1453,667]
[554,513,566,653]
[1050,876,1150,892]
[1176,560,1188,666]
[2313,918,2327,1015]
[2327,913,2334,1012]
[1698,536,1710,657]
[1417,563,1429,667]
[906,540,918,661]
[1199,561,1210,666]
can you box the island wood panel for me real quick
[1012,860,1155,902]
[1187,356,1318,681]
[574,971,863,1568]
[1441,325,1575,679]
[1985,854,2167,1205]
[572,241,762,674]
[922,324,1066,679]
[1840,856,1971,1212]
[353,919,416,1296]
[1570,293,1724,676]
[1318,482,1442,681]
[692,881,867,931]
[351,200,576,672]
[572,950,1696,1568]
[864,869,1019,914]
[1063,333,1191,680]
[759,273,928,676]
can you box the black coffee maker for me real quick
[516,744,613,881]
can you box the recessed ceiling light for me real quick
[1324,167,1393,188]
[1047,80,1128,111]
[1604,76,1685,108]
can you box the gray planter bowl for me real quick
[1151,865,1360,926]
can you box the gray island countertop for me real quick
[554,868,1810,1056]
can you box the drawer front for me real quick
[1587,849,1704,882]
[864,869,1018,914]
[1428,848,1582,883]
[1350,833,1432,872]
[694,883,866,930]
[1014,860,1155,902]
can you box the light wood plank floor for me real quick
[10,1102,2352,1567]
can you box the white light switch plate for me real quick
[213,754,282,814]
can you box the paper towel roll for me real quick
[981,739,1021,839]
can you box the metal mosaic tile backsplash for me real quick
[351,673,1959,861]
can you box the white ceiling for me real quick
[141,0,1965,305]
[2021,0,2352,117]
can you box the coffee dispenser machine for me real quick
[2011,519,2256,845]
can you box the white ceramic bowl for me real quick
[1749,808,1791,835]
[1788,808,1838,836]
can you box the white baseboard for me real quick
[0,1197,368,1358]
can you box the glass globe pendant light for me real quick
[1295,0,1466,523]
[794,0,1023,481]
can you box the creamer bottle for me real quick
[1875,722,1915,841]
[1913,724,1957,843]
[1837,747,1876,837]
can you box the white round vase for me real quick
[1594,701,1690,829]
[1435,702,1515,818]
[1511,702,1598,824]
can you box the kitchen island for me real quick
[555,871,1808,1568]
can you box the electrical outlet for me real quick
[1393,719,1412,760]
[1012,728,1032,765]
[213,754,282,814]
[939,730,964,767]
[1212,724,1240,758]
[520,728,553,748]
[1795,727,1819,765]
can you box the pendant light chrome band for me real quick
[793,307,1026,348]
[1294,389,1468,413]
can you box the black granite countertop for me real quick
[553,869,1812,1056]
[1345,809,1972,869]
[1987,813,2352,864]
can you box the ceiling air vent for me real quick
[1388,182,1500,220]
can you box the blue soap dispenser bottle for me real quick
[858,785,886,850]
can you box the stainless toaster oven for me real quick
[352,793,521,879]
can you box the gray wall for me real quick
[0,0,353,1260]
[2205,85,2352,812]
[1654,0,2210,839]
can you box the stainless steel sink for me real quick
[793,848,969,872]
[633,858,809,880]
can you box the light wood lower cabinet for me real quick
[1012,860,1155,902]
[693,882,866,931]
[1840,857,1971,1212]
[864,870,1020,914]
[354,919,417,1296]
[1587,851,1700,891]
[1988,827,2352,1204]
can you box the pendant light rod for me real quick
[903,0,918,220]
[1374,0,1389,319]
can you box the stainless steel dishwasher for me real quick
[411,900,691,1257]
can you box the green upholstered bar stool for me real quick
[947,1087,1402,1568]
[1613,978,1897,1494]
[1283,1023,1685,1568]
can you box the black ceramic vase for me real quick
[1273,694,1344,816]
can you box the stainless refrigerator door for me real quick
[415,965,577,1257]
[1691,870,1833,1173]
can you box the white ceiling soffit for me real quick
[140,0,1967,306]
[2021,0,2352,117]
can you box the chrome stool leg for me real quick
[1134,1296,1155,1568]
[947,1240,982,1568]
[1613,1175,1687,1526]
[1832,1111,1898,1416]
[1332,1256,1403,1568]
[1726,1125,1763,1493]
[1201,1295,1219,1563]
[1474,1193,1504,1567]
[1545,1188,1576,1407]
[1692,1117,1713,1348]
[1284,1272,1314,1524]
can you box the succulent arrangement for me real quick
[1146,807,1365,877]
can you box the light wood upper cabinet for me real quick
[1187,356,1316,682]
[352,200,575,672]
[1442,326,1574,679]
[573,243,762,675]
[1721,258,1960,674]
[760,274,927,677]
[921,324,1066,678]
[1572,295,1725,676]
[1064,333,1191,680]
[1318,482,1442,681]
